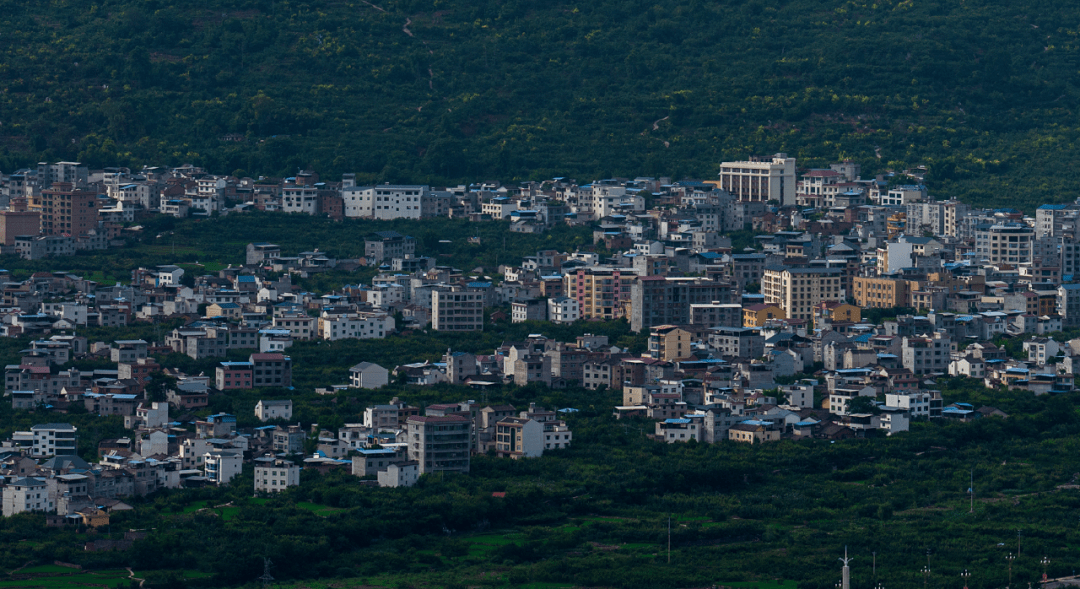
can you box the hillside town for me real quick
[0,154,1075,523]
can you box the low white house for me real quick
[255,399,293,422]
[547,296,580,324]
[349,362,389,389]
[377,461,419,488]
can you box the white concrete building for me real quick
[547,296,580,324]
[350,362,389,389]
[31,423,77,458]
[2,477,51,516]
[717,154,796,205]
[254,455,300,493]
[378,462,419,488]
[320,312,394,340]
[885,392,934,419]
[343,185,427,219]
[282,185,318,214]
[204,450,243,485]
[255,399,294,422]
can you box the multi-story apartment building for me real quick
[406,415,471,475]
[344,185,427,219]
[648,325,694,361]
[204,450,243,485]
[689,302,743,328]
[564,267,638,321]
[629,276,733,332]
[39,182,100,237]
[364,231,417,263]
[853,276,912,309]
[941,200,970,238]
[271,314,316,340]
[31,423,77,458]
[1035,204,1080,238]
[0,210,41,245]
[729,253,768,289]
[1,477,51,516]
[974,223,1034,265]
[249,353,292,388]
[761,266,844,320]
[281,185,319,214]
[431,287,484,331]
[37,161,88,189]
[1059,284,1080,328]
[708,326,765,360]
[319,312,394,340]
[254,455,300,493]
[215,361,253,390]
[716,154,796,205]
[901,333,954,375]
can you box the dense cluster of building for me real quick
[0,391,572,519]
[2,153,1077,518]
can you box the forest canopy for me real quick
[0,0,1077,210]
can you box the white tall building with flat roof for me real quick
[31,423,77,458]
[204,450,243,485]
[717,154,796,205]
[343,185,428,219]
[254,455,300,493]
[282,185,318,214]
[2,477,51,516]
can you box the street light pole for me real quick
[873,551,877,578]
[924,566,931,589]
[961,569,971,589]
[1042,557,1051,584]
[1008,553,1016,589]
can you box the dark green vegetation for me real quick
[4,385,1080,589]
[0,213,593,287]
[2,0,1079,210]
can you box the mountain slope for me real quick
[1,0,1079,209]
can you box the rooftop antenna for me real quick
[839,546,853,589]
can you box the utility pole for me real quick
[1018,529,1022,558]
[872,551,877,578]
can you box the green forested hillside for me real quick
[1,0,1079,209]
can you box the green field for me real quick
[1,569,134,589]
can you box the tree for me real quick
[145,371,178,403]
[847,395,880,415]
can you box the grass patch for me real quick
[718,581,797,589]
[296,501,345,516]
[466,533,520,545]
[15,566,79,574]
